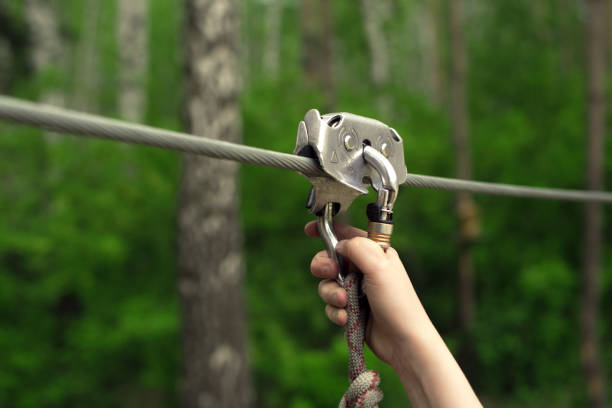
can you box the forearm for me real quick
[392,319,482,408]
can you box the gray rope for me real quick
[2,95,612,203]
[339,270,383,408]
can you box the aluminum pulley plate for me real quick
[294,109,408,215]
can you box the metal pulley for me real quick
[294,109,407,280]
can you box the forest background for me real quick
[0,0,611,407]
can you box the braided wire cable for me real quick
[0,96,325,177]
[2,95,612,203]
[402,173,612,202]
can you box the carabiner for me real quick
[317,201,346,283]
[315,146,399,282]
[363,145,398,248]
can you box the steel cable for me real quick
[2,95,612,203]
[0,96,325,177]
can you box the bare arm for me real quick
[305,221,482,408]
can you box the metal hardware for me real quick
[381,142,389,158]
[295,109,405,277]
[363,145,398,221]
[367,222,393,247]
[317,202,346,283]
[294,109,407,215]
[344,134,356,151]
[363,145,399,248]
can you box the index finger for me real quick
[304,221,367,240]
[335,237,387,276]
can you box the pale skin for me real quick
[305,221,482,408]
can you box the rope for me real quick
[2,95,612,203]
[339,271,383,408]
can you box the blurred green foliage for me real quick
[0,0,611,407]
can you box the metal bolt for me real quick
[381,142,389,157]
[344,134,355,151]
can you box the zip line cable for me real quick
[2,95,612,203]
[0,96,325,176]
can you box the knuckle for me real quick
[325,304,335,320]
[325,305,344,325]
[352,237,375,252]
[318,279,335,300]
[334,288,346,306]
[344,237,364,257]
[315,250,329,259]
[385,247,398,258]
[317,279,327,295]
[310,253,327,272]
[337,309,347,325]
[345,237,384,262]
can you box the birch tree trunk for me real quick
[582,1,607,406]
[360,0,390,113]
[361,0,390,87]
[263,0,281,78]
[450,0,479,374]
[178,0,251,407]
[117,0,149,122]
[71,0,101,112]
[25,0,65,108]
[300,0,335,110]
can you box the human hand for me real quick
[304,221,432,366]
[305,221,482,408]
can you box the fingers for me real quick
[318,279,347,308]
[335,237,388,276]
[310,250,339,279]
[317,279,347,326]
[304,221,367,240]
[325,304,347,326]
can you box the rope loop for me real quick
[338,370,383,408]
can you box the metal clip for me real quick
[294,109,407,215]
[295,110,406,281]
[363,145,398,248]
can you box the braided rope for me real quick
[338,271,383,408]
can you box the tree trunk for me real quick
[360,0,390,113]
[263,0,281,79]
[300,0,335,110]
[422,0,443,106]
[178,0,251,407]
[25,0,65,108]
[117,0,149,122]
[450,0,479,374]
[71,0,101,112]
[582,1,607,407]
[0,5,28,93]
[0,37,10,92]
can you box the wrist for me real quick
[389,313,441,379]
[388,321,439,407]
